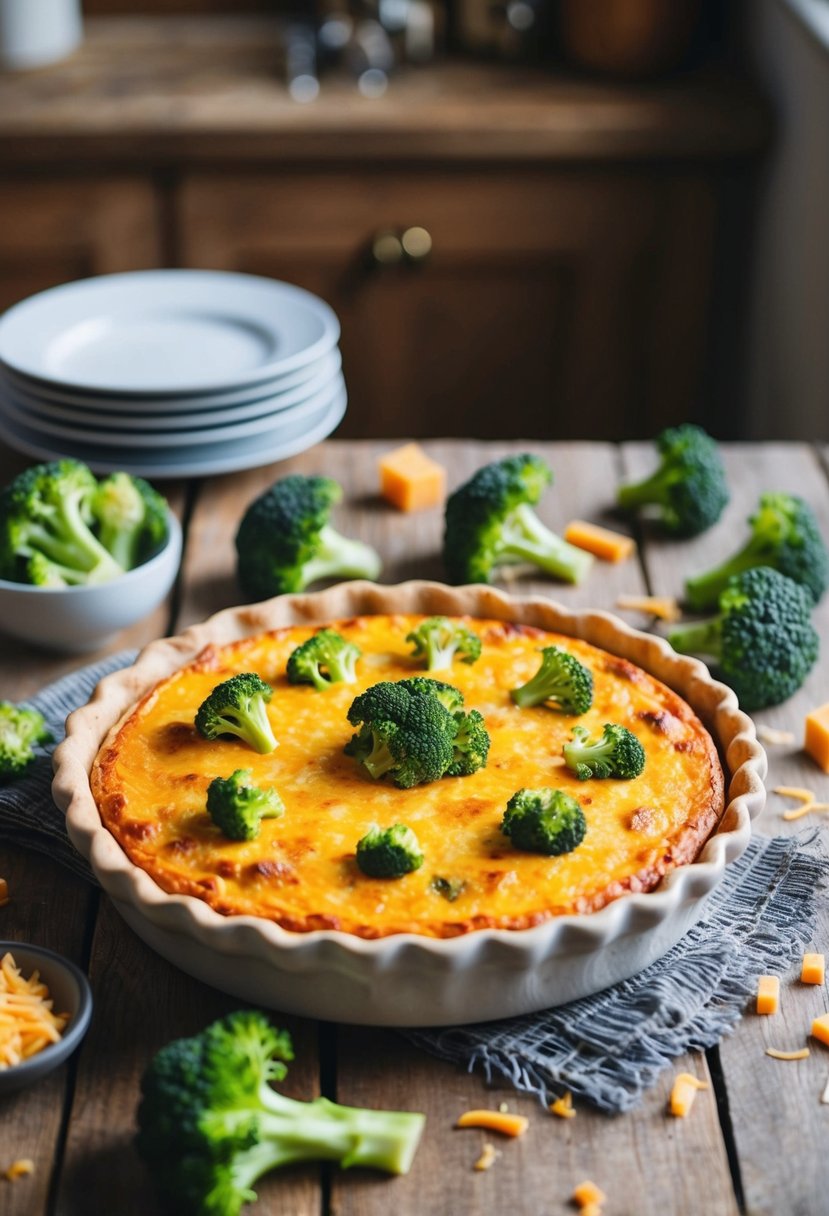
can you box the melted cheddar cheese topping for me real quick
[92,614,724,938]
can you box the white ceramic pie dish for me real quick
[53,581,767,1026]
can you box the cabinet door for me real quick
[0,179,160,313]
[177,171,714,439]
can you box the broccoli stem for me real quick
[668,617,723,659]
[361,734,397,780]
[616,468,676,510]
[511,668,561,709]
[250,1094,424,1174]
[498,504,592,584]
[220,704,278,754]
[26,490,123,582]
[684,542,769,611]
[300,525,382,587]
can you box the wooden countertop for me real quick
[0,17,768,167]
[1,438,828,1215]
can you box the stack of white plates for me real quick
[0,270,346,478]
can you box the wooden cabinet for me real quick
[177,169,717,439]
[0,180,160,314]
[0,17,766,440]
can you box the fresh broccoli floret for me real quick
[286,629,361,691]
[0,701,51,782]
[206,769,285,841]
[393,678,489,777]
[405,616,482,670]
[563,723,646,781]
[91,471,169,570]
[445,709,490,777]
[443,454,593,586]
[195,673,278,754]
[617,424,729,537]
[235,475,381,600]
[430,875,466,902]
[684,492,829,611]
[669,566,819,710]
[344,679,458,788]
[355,823,424,878]
[395,676,465,715]
[510,646,594,714]
[136,1010,425,1216]
[0,459,124,586]
[501,787,587,856]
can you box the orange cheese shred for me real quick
[3,1159,34,1182]
[669,1072,709,1117]
[550,1091,576,1119]
[615,593,681,623]
[456,1109,529,1137]
[805,702,829,773]
[811,1014,829,1047]
[0,952,69,1070]
[756,975,780,1015]
[564,520,635,563]
[473,1142,499,1171]
[774,785,817,804]
[572,1180,607,1208]
[802,953,826,985]
[378,443,446,512]
[766,1046,810,1060]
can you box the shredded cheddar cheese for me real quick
[782,802,829,822]
[802,953,826,985]
[3,1159,34,1182]
[0,952,69,1070]
[573,1180,606,1208]
[774,785,817,804]
[669,1072,709,1117]
[756,975,780,1015]
[564,520,635,564]
[0,878,8,908]
[756,724,796,746]
[811,1014,829,1047]
[615,593,681,623]
[578,1205,603,1216]
[473,1142,499,1172]
[456,1109,529,1137]
[765,1047,810,1061]
[550,1091,576,1119]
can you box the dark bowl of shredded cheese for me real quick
[0,941,93,1095]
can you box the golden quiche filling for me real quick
[91,614,725,938]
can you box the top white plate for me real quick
[0,271,340,396]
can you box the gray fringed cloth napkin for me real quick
[2,653,826,1114]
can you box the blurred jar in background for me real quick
[559,0,701,78]
[0,0,83,71]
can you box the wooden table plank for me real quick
[0,847,94,1215]
[327,441,737,1216]
[621,440,829,1216]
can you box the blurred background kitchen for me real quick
[0,0,826,442]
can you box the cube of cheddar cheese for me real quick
[805,702,829,774]
[802,953,826,985]
[379,443,446,512]
[756,975,780,1015]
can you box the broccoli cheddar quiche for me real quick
[91,613,725,939]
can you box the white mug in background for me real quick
[0,0,83,70]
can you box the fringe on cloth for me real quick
[403,834,828,1113]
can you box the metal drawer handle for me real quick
[369,227,432,268]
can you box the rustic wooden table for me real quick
[1,439,828,1216]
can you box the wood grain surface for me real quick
[1,440,827,1216]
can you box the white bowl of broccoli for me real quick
[0,459,181,652]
